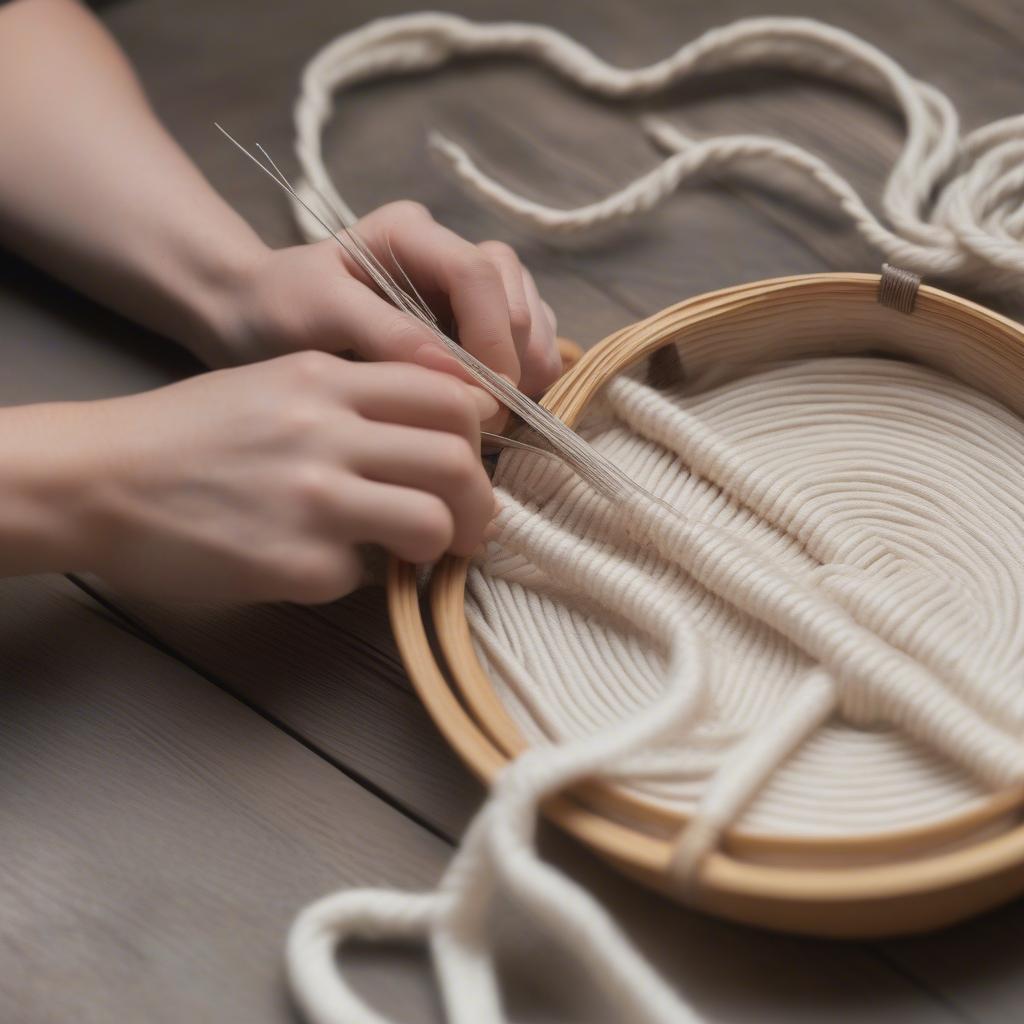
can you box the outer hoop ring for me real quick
[388,272,1024,937]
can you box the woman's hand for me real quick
[209,201,562,400]
[0,5,560,604]
[0,1,560,397]
[18,353,498,604]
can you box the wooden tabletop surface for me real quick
[2,1,1023,1021]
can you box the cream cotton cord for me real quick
[290,13,1024,291]
[282,13,1024,1024]
[287,352,1024,1024]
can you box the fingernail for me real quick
[471,387,501,421]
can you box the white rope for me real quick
[476,357,1024,834]
[284,14,1024,1023]
[291,13,1024,291]
[287,346,1024,1023]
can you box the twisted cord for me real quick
[292,13,1024,289]
[287,353,1024,1023]
[285,14,1024,1024]
[287,517,712,1024]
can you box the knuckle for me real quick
[288,463,335,511]
[431,373,473,412]
[276,400,322,438]
[454,251,500,288]
[381,199,432,223]
[285,349,336,383]
[248,548,305,600]
[478,239,517,262]
[422,374,478,431]
[507,301,532,337]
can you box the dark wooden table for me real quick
[3,1,1023,1021]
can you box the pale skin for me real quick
[0,0,561,603]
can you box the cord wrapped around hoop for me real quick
[878,263,922,313]
[280,14,1024,1024]
[411,273,1024,930]
[286,273,1024,1024]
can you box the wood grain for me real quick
[0,574,449,1024]
[399,275,1024,938]
[72,580,486,839]
[0,579,969,1023]
[0,0,1021,1019]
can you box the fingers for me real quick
[338,361,495,450]
[311,276,473,381]
[541,298,558,335]
[517,264,562,397]
[356,203,521,385]
[271,543,368,605]
[349,423,494,557]
[341,479,457,564]
[295,356,495,559]
[478,239,532,368]
[340,202,560,402]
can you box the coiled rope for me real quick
[291,13,1024,292]
[287,347,1024,1024]
[284,14,1024,1024]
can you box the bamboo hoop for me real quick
[388,272,1024,937]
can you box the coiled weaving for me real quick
[287,316,1024,1024]
[473,354,1024,846]
[283,14,1024,1024]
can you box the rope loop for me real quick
[292,13,1024,291]
[285,15,1024,1024]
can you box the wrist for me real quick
[171,236,273,369]
[0,403,108,577]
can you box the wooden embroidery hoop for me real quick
[387,271,1024,939]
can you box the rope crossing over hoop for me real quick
[281,13,1024,1024]
[285,273,1024,1024]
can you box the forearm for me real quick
[0,0,266,365]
